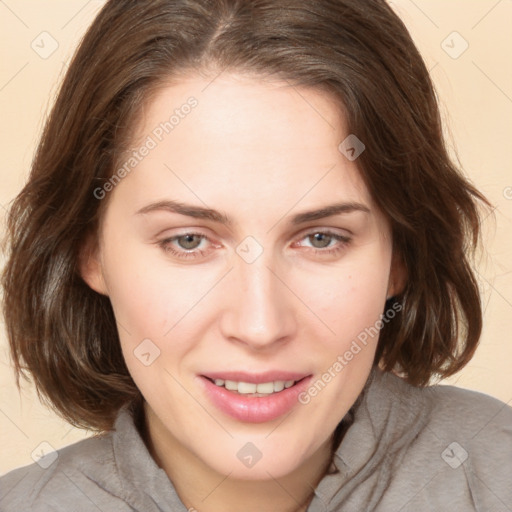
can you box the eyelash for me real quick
[158,230,351,260]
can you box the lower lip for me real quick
[199,376,312,423]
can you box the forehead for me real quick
[109,73,374,220]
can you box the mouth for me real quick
[199,371,312,423]
[205,376,304,397]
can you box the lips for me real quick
[198,371,312,423]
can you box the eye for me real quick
[158,232,214,260]
[157,229,352,261]
[173,233,203,250]
[295,230,351,256]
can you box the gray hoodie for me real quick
[1,368,511,511]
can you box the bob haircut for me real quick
[2,0,489,432]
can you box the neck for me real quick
[140,404,337,512]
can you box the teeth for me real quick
[256,382,274,394]
[274,381,285,392]
[212,379,298,394]
[225,380,238,391]
[238,382,257,394]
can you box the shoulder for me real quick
[313,370,512,510]
[427,380,512,476]
[389,372,512,508]
[0,431,119,512]
[377,369,512,438]
[383,370,512,460]
[422,378,512,446]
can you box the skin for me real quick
[81,72,404,512]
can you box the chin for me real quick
[196,434,321,481]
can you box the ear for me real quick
[78,232,109,296]
[387,250,407,299]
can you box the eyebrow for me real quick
[135,199,370,226]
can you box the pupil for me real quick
[311,233,331,248]
[179,234,200,250]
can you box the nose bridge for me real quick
[220,243,295,348]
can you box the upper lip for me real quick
[202,371,310,384]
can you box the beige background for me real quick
[1,0,511,475]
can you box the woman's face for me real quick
[83,73,402,479]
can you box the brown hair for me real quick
[2,0,489,431]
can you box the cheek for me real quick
[101,241,209,338]
[102,226,391,354]
[105,268,170,337]
[294,253,391,343]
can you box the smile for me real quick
[199,373,312,423]
[208,378,298,396]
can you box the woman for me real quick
[1,1,511,511]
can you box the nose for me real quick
[219,248,297,351]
